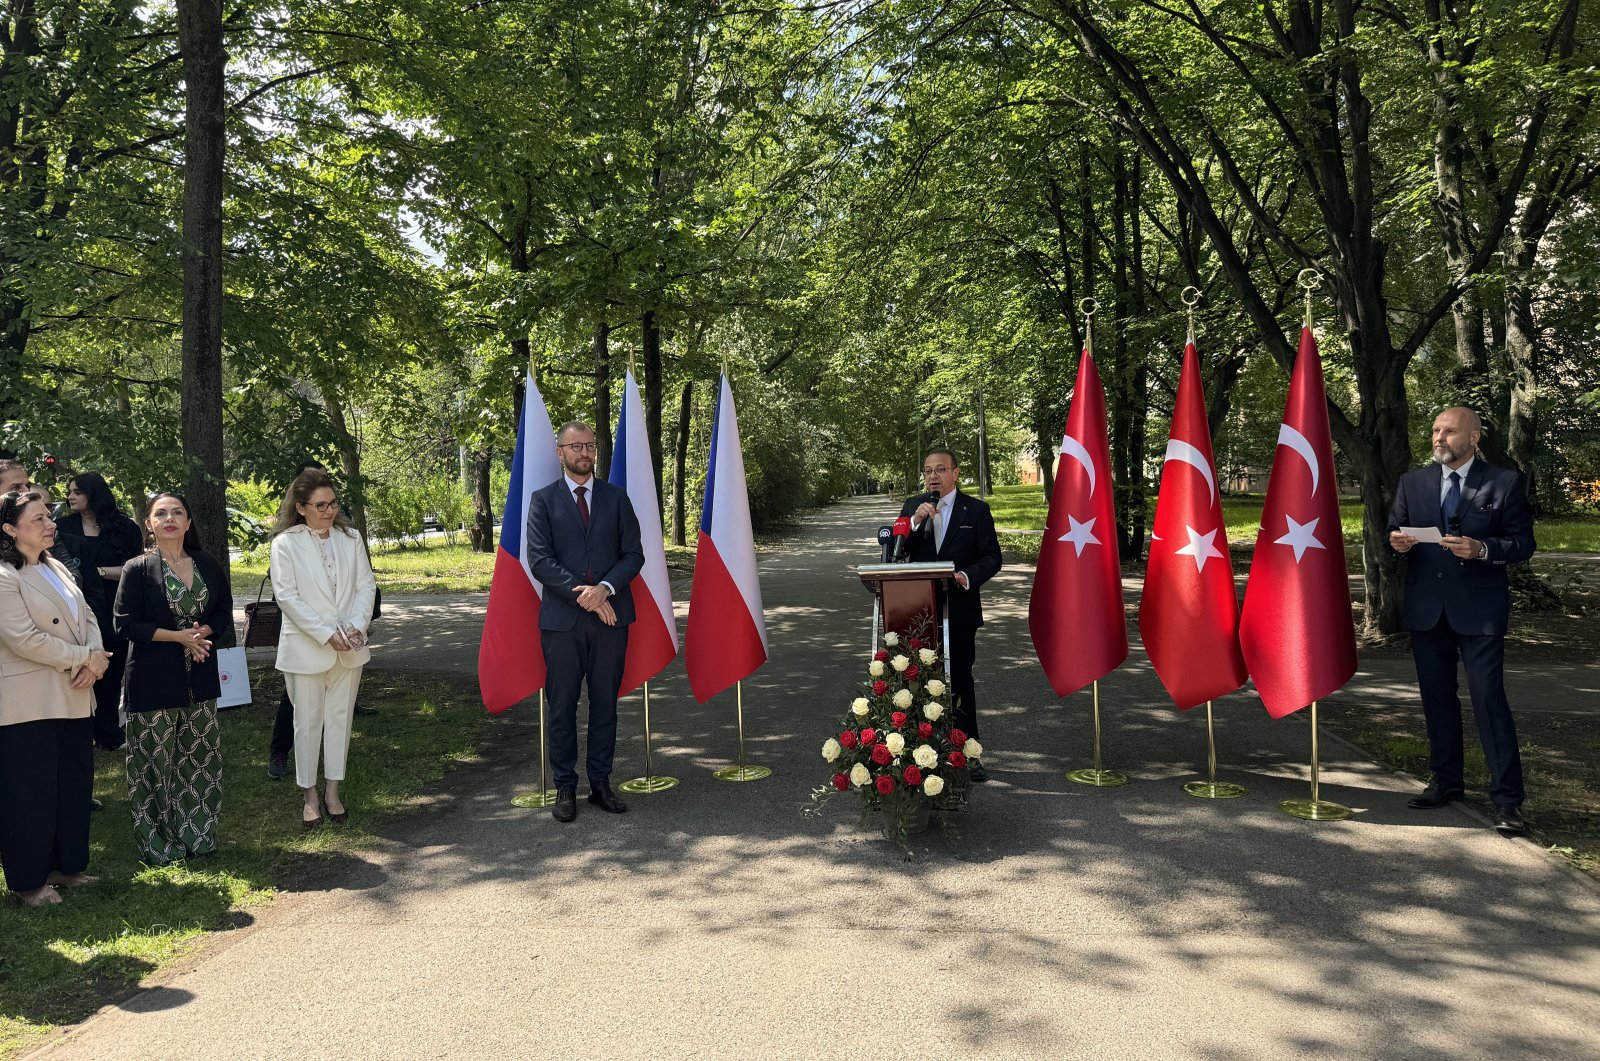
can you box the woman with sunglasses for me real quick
[0,490,109,906]
[270,470,375,830]
[114,492,234,863]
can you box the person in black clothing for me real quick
[56,472,142,750]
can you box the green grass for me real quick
[0,669,485,1058]
[233,536,699,598]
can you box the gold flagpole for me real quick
[621,680,679,793]
[1068,679,1128,787]
[1184,700,1246,799]
[1279,700,1351,820]
[512,690,558,808]
[715,679,771,781]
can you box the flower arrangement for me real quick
[812,620,981,849]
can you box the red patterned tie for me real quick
[575,485,590,530]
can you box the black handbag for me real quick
[242,575,282,648]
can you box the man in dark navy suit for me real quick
[526,421,644,822]
[899,448,1002,781]
[1388,407,1535,835]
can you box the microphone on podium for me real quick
[891,516,913,561]
[876,524,894,562]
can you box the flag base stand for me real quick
[620,682,679,794]
[1066,681,1128,787]
[1185,701,1247,799]
[713,680,771,783]
[513,691,559,808]
[1277,700,1350,821]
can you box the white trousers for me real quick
[285,666,363,789]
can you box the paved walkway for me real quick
[36,498,1600,1060]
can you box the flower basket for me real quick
[812,619,983,853]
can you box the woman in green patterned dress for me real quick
[113,492,235,864]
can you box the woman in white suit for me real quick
[0,489,110,905]
[270,471,375,830]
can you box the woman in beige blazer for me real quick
[0,490,110,906]
[270,471,375,830]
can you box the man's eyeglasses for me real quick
[305,499,340,513]
[560,442,598,453]
[923,465,954,476]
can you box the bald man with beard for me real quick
[1388,407,1535,835]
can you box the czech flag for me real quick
[685,374,767,702]
[478,372,561,714]
[610,370,679,696]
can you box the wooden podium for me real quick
[856,561,956,657]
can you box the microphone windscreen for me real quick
[891,516,912,537]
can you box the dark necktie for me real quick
[575,484,590,530]
[1443,471,1461,526]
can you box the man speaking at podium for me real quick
[899,448,1002,781]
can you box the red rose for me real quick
[871,744,892,765]
[948,728,968,747]
[839,730,857,749]
[874,649,889,662]
[860,728,877,746]
[949,751,968,769]
[904,664,920,681]
[908,638,923,650]
[891,711,908,728]
[875,775,896,795]
[902,765,923,786]
[832,773,849,791]
[872,680,888,696]
[918,722,934,739]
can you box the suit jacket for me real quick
[525,477,644,632]
[898,489,1003,629]
[0,557,104,726]
[269,525,376,674]
[55,511,141,634]
[1387,459,1535,635]
[114,550,236,712]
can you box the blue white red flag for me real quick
[610,371,679,696]
[478,372,560,714]
[685,374,768,702]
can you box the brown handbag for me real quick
[241,574,282,648]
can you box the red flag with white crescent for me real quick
[1028,348,1128,696]
[1238,327,1358,717]
[1139,338,1247,708]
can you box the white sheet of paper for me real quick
[1400,526,1444,543]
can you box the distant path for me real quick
[43,497,1600,1060]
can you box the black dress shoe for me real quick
[552,787,577,823]
[353,703,378,718]
[968,761,989,784]
[1407,784,1464,809]
[586,783,627,814]
[89,797,103,812]
[1494,805,1527,835]
[266,752,288,781]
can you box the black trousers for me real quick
[269,689,294,758]
[0,716,94,892]
[92,637,127,749]
[1412,616,1525,808]
[948,620,981,740]
[541,613,628,789]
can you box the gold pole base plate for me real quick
[511,789,558,808]
[1184,780,1248,800]
[1067,768,1130,787]
[713,764,772,782]
[618,775,680,794]
[1279,798,1352,821]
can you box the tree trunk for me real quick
[320,390,368,538]
[177,0,228,572]
[671,380,692,546]
[592,321,612,478]
[642,309,665,514]
[1502,275,1540,508]
[468,448,495,552]
[1035,420,1056,496]
[975,387,991,498]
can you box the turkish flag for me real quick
[1139,339,1247,709]
[1238,327,1358,717]
[1029,348,1128,696]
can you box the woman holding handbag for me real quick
[113,492,234,864]
[270,470,375,830]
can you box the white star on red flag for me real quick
[1058,515,1100,556]
[1274,514,1325,563]
[1174,525,1225,573]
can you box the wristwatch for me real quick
[1475,541,1489,560]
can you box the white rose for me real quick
[964,738,984,759]
[868,660,885,678]
[919,648,937,666]
[850,763,871,787]
[891,654,910,673]
[885,733,906,755]
[822,738,841,763]
[923,775,945,797]
[851,697,870,717]
[923,701,944,721]
[883,632,900,647]
[892,689,913,710]
[926,679,946,698]
[913,744,938,769]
